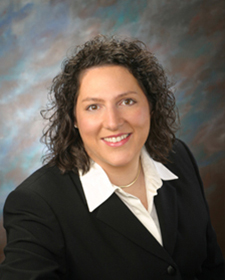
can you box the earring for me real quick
[74,124,78,129]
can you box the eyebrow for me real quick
[81,91,138,103]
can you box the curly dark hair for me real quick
[41,35,179,174]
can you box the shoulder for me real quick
[5,165,83,209]
[167,138,198,167]
[17,164,70,185]
[19,164,79,189]
[165,139,202,185]
[169,139,195,161]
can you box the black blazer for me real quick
[0,140,224,279]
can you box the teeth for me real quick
[104,134,129,143]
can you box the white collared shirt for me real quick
[79,148,178,246]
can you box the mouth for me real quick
[103,133,130,143]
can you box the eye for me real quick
[86,104,99,111]
[121,98,136,106]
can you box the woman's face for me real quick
[75,65,151,171]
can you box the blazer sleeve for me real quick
[178,140,225,279]
[0,186,67,279]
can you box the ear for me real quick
[74,116,78,128]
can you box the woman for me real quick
[0,35,224,279]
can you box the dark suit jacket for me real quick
[0,140,224,279]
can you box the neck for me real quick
[119,159,141,188]
[99,156,147,208]
[101,157,141,188]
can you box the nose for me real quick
[103,106,124,131]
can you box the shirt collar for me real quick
[79,148,178,212]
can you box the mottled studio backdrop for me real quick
[0,0,225,261]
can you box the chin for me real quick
[104,155,135,168]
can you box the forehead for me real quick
[79,64,131,81]
[78,65,140,97]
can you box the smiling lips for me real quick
[102,133,131,147]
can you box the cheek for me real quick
[79,120,93,136]
[77,114,100,139]
[132,106,151,129]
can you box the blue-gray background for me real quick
[0,0,225,261]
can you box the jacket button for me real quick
[167,265,176,275]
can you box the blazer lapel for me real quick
[70,170,178,262]
[94,193,172,263]
[154,180,178,256]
